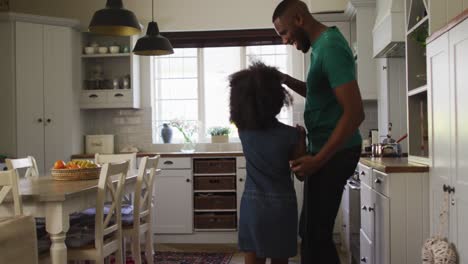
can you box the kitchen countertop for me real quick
[71,151,244,159]
[359,157,429,173]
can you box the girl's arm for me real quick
[290,125,307,181]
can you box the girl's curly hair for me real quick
[229,61,293,130]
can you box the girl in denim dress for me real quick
[229,62,306,264]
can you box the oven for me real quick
[347,172,361,264]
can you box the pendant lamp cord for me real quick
[152,0,154,21]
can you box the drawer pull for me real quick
[186,179,190,183]
[361,257,367,263]
[163,161,173,165]
[89,94,98,98]
[239,178,244,182]
[361,206,367,211]
[360,171,366,176]
[114,93,124,97]
[375,179,382,184]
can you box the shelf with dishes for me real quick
[80,32,140,109]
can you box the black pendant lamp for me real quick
[89,0,141,36]
[133,0,174,56]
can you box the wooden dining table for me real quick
[0,170,139,264]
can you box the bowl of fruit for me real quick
[51,160,101,181]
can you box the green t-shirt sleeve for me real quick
[321,43,356,89]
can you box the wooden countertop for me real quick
[359,157,429,173]
[71,151,244,159]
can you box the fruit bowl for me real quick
[51,167,101,181]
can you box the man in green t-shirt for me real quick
[272,0,365,263]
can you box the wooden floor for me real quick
[156,243,348,264]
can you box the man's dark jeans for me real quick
[300,146,361,264]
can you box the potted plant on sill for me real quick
[208,126,230,143]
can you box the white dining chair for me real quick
[95,153,137,171]
[6,156,39,178]
[122,155,159,264]
[0,170,23,216]
[67,161,129,264]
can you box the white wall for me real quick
[11,0,348,31]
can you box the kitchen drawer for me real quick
[193,158,236,174]
[107,90,132,105]
[360,229,374,264]
[194,176,235,190]
[236,157,246,169]
[81,90,107,104]
[372,170,389,197]
[358,163,373,187]
[194,212,236,229]
[360,183,374,240]
[159,157,191,169]
[194,193,236,210]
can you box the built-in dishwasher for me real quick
[347,172,361,264]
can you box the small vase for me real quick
[161,123,173,143]
[181,140,196,153]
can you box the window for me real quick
[152,45,292,143]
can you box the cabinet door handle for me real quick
[360,257,367,263]
[368,207,374,212]
[239,178,244,182]
[361,206,367,211]
[186,179,190,183]
[114,93,124,97]
[360,171,365,176]
[375,178,382,184]
[46,118,51,123]
[163,161,173,165]
[37,118,43,123]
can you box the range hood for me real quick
[372,0,405,58]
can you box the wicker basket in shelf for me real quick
[51,167,101,181]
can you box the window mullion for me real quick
[241,47,247,69]
[198,48,205,142]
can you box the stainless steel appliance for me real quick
[347,171,361,264]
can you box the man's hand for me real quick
[290,154,325,178]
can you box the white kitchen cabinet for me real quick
[79,33,140,109]
[0,14,81,174]
[359,162,429,264]
[428,16,468,262]
[236,157,246,224]
[377,58,408,151]
[153,157,193,234]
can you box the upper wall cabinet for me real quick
[80,33,140,109]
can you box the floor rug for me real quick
[153,251,233,264]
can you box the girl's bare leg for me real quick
[244,252,266,264]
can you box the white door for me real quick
[450,18,468,262]
[15,22,45,173]
[374,191,390,264]
[360,229,374,264]
[43,25,73,171]
[360,183,374,240]
[377,59,389,137]
[427,32,452,237]
[153,169,193,234]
